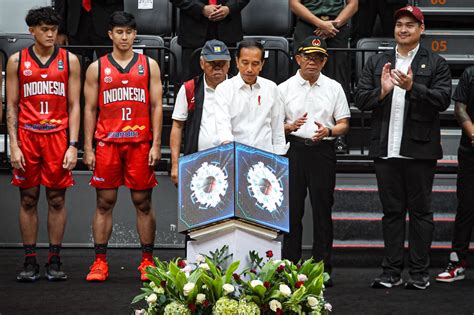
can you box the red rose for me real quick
[203,300,210,307]
[177,259,186,268]
[160,280,166,288]
[277,265,285,273]
[264,281,271,288]
[276,309,283,315]
[295,281,304,288]
[188,303,196,311]
[296,264,301,270]
[266,250,273,258]
[250,269,257,274]
[233,273,241,281]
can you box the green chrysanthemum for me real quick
[237,299,260,315]
[212,297,239,315]
[163,301,191,315]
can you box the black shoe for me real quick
[372,273,403,288]
[405,274,430,290]
[17,261,40,282]
[45,256,67,281]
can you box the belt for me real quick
[288,135,333,147]
[318,15,337,21]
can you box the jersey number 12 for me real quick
[122,107,132,121]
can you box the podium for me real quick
[178,142,289,269]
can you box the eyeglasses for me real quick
[300,53,326,62]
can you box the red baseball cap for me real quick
[394,5,424,24]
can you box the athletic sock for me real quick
[141,243,154,260]
[48,244,61,263]
[23,244,37,264]
[94,243,108,261]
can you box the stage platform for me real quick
[1,248,474,314]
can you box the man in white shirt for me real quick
[214,39,288,155]
[170,40,231,185]
[279,35,350,287]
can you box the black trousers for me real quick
[374,158,437,276]
[282,140,336,273]
[452,149,474,260]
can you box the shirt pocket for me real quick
[408,112,433,142]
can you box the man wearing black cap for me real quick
[355,6,451,290]
[170,39,231,186]
[279,35,350,286]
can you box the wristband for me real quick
[69,141,78,148]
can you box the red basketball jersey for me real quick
[18,46,69,133]
[95,53,151,143]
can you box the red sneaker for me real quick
[138,258,155,281]
[86,259,109,282]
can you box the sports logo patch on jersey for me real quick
[138,64,144,75]
[122,80,129,85]
[40,73,48,79]
[105,67,112,76]
[104,76,113,83]
[23,69,32,76]
[24,61,31,69]
[58,60,64,71]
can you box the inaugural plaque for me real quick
[178,142,289,233]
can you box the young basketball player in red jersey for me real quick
[83,11,163,282]
[6,7,81,282]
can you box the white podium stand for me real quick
[186,220,281,271]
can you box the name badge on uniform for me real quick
[138,64,144,75]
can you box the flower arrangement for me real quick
[133,246,331,314]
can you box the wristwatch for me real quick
[69,141,78,148]
[327,127,332,137]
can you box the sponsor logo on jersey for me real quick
[104,76,113,83]
[93,176,105,182]
[58,60,64,71]
[40,73,48,79]
[122,80,129,85]
[23,81,66,97]
[102,87,146,105]
[24,123,58,131]
[122,125,146,131]
[23,70,32,76]
[14,174,25,181]
[138,64,144,75]
[106,131,139,139]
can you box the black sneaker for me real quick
[405,274,430,290]
[372,273,403,288]
[17,261,40,282]
[45,256,67,281]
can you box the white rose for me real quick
[149,282,157,289]
[153,287,164,294]
[250,280,263,288]
[146,293,158,305]
[196,293,206,304]
[183,265,193,273]
[297,274,308,282]
[199,263,210,271]
[202,284,207,290]
[269,299,282,312]
[279,284,292,297]
[307,296,318,308]
[196,254,205,263]
[183,282,195,296]
[135,309,146,315]
[223,283,235,295]
[325,303,332,312]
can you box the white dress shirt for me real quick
[279,71,350,139]
[214,74,288,154]
[386,44,420,158]
[172,75,219,151]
